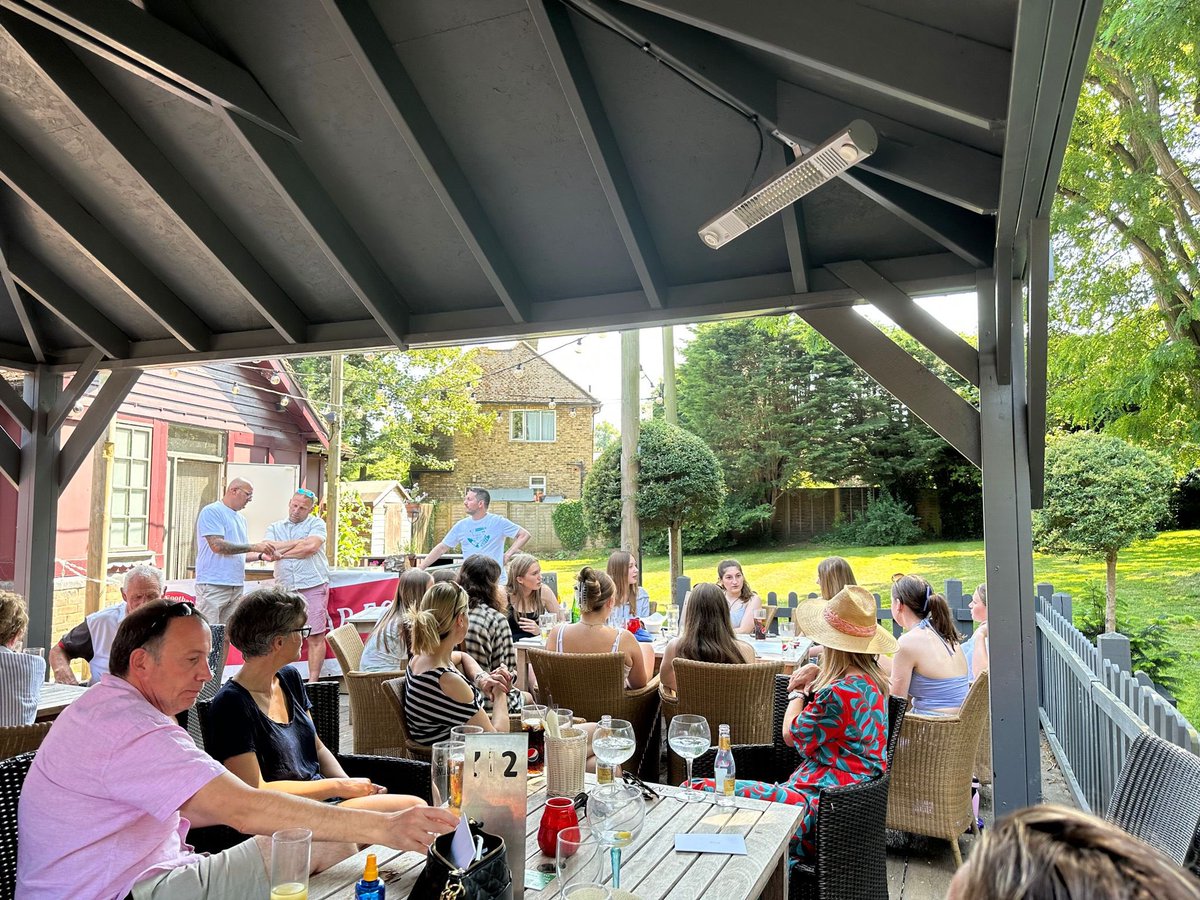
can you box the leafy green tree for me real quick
[1032,432,1173,632]
[550,499,587,553]
[336,488,370,566]
[289,350,487,481]
[582,419,725,580]
[593,420,620,457]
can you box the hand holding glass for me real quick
[668,714,711,803]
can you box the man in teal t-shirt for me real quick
[418,487,530,584]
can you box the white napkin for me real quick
[450,813,476,868]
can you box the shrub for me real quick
[551,500,587,553]
[816,492,922,546]
[1076,581,1185,694]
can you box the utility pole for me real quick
[325,352,343,566]
[620,330,640,553]
[661,327,682,586]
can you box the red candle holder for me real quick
[537,796,580,857]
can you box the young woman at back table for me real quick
[545,567,651,689]
[660,583,755,696]
[505,553,561,641]
[607,550,651,620]
[717,558,762,635]
[359,568,433,672]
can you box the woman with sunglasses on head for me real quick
[207,587,424,811]
[360,568,434,672]
[964,582,990,681]
[890,574,969,715]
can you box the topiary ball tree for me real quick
[583,419,725,583]
[1032,431,1173,633]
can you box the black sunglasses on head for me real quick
[147,601,200,635]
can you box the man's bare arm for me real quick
[48,644,79,685]
[277,536,324,559]
[417,542,451,570]
[205,534,275,556]
[503,527,532,562]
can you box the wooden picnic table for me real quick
[35,683,88,721]
[309,776,803,899]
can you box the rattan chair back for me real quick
[1106,730,1200,866]
[326,623,364,673]
[380,676,433,762]
[186,623,227,746]
[345,670,406,756]
[0,723,51,761]
[886,670,989,866]
[0,752,35,900]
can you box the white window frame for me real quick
[510,409,557,443]
[529,475,547,492]
[110,422,153,552]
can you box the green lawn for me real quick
[542,530,1200,724]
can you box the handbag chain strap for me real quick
[439,880,466,900]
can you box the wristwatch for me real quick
[788,689,811,704]
[257,552,265,562]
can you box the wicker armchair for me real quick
[660,658,781,783]
[327,623,365,673]
[343,670,406,756]
[525,648,661,778]
[0,751,35,900]
[0,723,51,760]
[1105,730,1200,867]
[886,670,989,866]
[380,676,434,762]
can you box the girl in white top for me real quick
[545,567,651,690]
[360,568,433,672]
[717,558,763,635]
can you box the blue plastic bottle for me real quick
[355,852,385,900]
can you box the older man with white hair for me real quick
[49,563,165,686]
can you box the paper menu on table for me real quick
[674,833,748,855]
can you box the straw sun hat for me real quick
[793,585,898,655]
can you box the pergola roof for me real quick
[0,0,1099,372]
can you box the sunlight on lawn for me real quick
[542,530,1200,724]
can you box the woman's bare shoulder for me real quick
[737,642,756,662]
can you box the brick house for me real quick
[412,342,599,549]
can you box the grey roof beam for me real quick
[0,342,36,368]
[1,13,309,344]
[0,236,44,362]
[323,0,531,324]
[529,0,666,309]
[2,0,297,140]
[780,148,810,294]
[217,107,409,349]
[7,245,133,360]
[0,363,33,431]
[0,134,210,351]
[799,306,982,467]
[609,0,1010,130]
[58,367,140,485]
[1027,217,1049,508]
[46,345,101,434]
[0,426,16,486]
[826,259,979,387]
[777,82,1002,215]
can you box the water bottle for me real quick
[713,724,735,807]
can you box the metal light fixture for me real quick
[698,120,877,250]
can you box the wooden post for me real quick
[620,330,640,553]
[84,419,116,616]
[325,352,343,566]
[661,326,682,586]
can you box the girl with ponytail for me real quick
[889,574,970,715]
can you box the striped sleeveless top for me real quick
[404,665,485,746]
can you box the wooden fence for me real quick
[414,500,563,555]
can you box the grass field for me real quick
[541,530,1200,724]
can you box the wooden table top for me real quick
[35,683,89,720]
[309,778,801,899]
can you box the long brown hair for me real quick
[716,558,753,602]
[408,583,469,657]
[607,550,639,616]
[817,556,856,601]
[892,575,960,646]
[677,583,746,666]
[368,568,432,656]
[505,553,547,616]
[458,554,506,613]
[576,566,614,614]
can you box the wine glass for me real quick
[556,824,603,896]
[588,783,645,890]
[778,616,794,640]
[668,714,711,802]
[593,718,635,779]
[539,612,557,641]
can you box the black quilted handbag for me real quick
[410,820,512,900]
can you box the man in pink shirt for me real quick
[17,600,457,900]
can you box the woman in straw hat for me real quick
[686,584,896,861]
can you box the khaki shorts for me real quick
[131,839,268,900]
[295,582,331,634]
[194,583,245,626]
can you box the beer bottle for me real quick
[714,724,736,807]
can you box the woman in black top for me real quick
[208,587,424,812]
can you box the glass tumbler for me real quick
[269,828,311,900]
[432,740,465,812]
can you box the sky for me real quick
[474,291,979,429]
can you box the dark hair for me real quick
[892,575,960,646]
[228,588,307,658]
[467,486,491,508]
[716,559,753,603]
[110,600,209,677]
[576,566,615,613]
[677,583,745,666]
[368,568,433,656]
[951,804,1200,900]
[458,554,505,612]
[431,567,459,584]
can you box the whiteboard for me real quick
[227,462,300,543]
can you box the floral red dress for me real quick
[688,673,888,860]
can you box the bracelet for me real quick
[258,552,265,562]
[473,672,487,687]
[788,690,811,704]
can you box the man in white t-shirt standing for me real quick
[194,478,278,626]
[419,487,530,584]
[265,488,330,683]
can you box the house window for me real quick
[529,476,547,492]
[510,410,556,442]
[110,424,152,551]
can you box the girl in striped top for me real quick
[405,582,511,746]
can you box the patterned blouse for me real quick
[463,603,521,713]
[689,673,888,860]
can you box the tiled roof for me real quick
[471,342,599,405]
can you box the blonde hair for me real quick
[975,583,988,605]
[407,582,469,657]
[817,556,857,601]
[576,566,615,613]
[606,550,639,616]
[0,590,29,646]
[813,646,890,697]
[367,568,433,656]
[505,553,546,615]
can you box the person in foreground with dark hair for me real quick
[16,599,457,900]
[208,588,425,811]
[946,804,1200,900]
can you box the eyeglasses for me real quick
[147,601,200,636]
[621,770,659,801]
[289,626,313,639]
[235,487,253,497]
[295,488,316,500]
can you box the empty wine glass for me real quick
[588,783,645,890]
[668,714,711,803]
